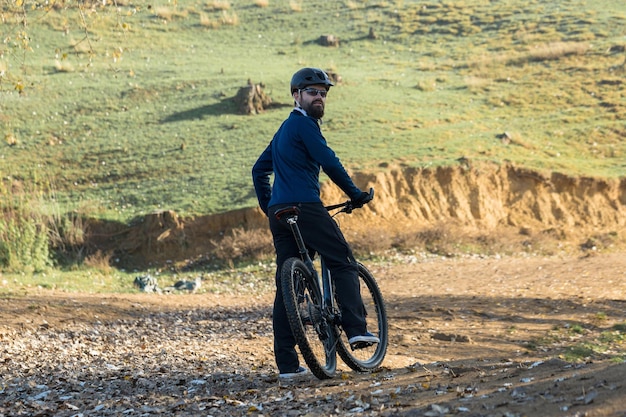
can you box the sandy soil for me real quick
[1,251,625,417]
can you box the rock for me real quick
[134,275,161,293]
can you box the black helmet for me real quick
[290,67,334,94]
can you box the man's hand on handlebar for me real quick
[351,188,374,209]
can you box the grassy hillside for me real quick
[2,0,625,223]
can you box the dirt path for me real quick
[1,252,625,416]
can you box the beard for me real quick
[303,100,325,119]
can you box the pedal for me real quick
[350,341,375,350]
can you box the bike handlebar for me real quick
[325,187,374,214]
[274,188,374,220]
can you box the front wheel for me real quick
[281,257,337,379]
[337,262,388,372]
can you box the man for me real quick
[252,67,379,379]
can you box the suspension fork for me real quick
[320,258,334,310]
[321,257,342,342]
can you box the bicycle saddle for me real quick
[274,206,300,220]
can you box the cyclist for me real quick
[252,67,379,379]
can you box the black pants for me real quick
[268,202,367,373]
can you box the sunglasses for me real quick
[301,88,328,98]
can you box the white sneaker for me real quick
[278,366,308,379]
[348,332,380,349]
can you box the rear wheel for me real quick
[281,257,337,379]
[337,263,388,372]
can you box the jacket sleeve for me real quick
[301,121,361,200]
[252,142,273,216]
[322,160,362,200]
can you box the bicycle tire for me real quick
[336,262,389,372]
[281,257,337,379]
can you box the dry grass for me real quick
[219,10,239,26]
[468,41,590,69]
[415,79,437,92]
[210,227,273,268]
[463,75,491,92]
[517,41,590,64]
[199,9,239,28]
[54,59,75,73]
[346,220,622,260]
[206,0,231,11]
[82,249,113,273]
[4,133,17,146]
[153,6,172,20]
[199,12,220,28]
[213,220,622,269]
[199,12,215,28]
[289,0,302,12]
[153,6,189,21]
[69,36,93,55]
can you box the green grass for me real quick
[1,0,624,223]
[0,268,133,294]
[0,259,276,295]
[525,321,626,363]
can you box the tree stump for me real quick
[326,70,342,85]
[234,81,272,115]
[319,35,340,47]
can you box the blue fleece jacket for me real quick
[252,109,361,215]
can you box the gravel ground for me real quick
[1,252,625,416]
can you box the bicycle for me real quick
[274,188,389,380]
